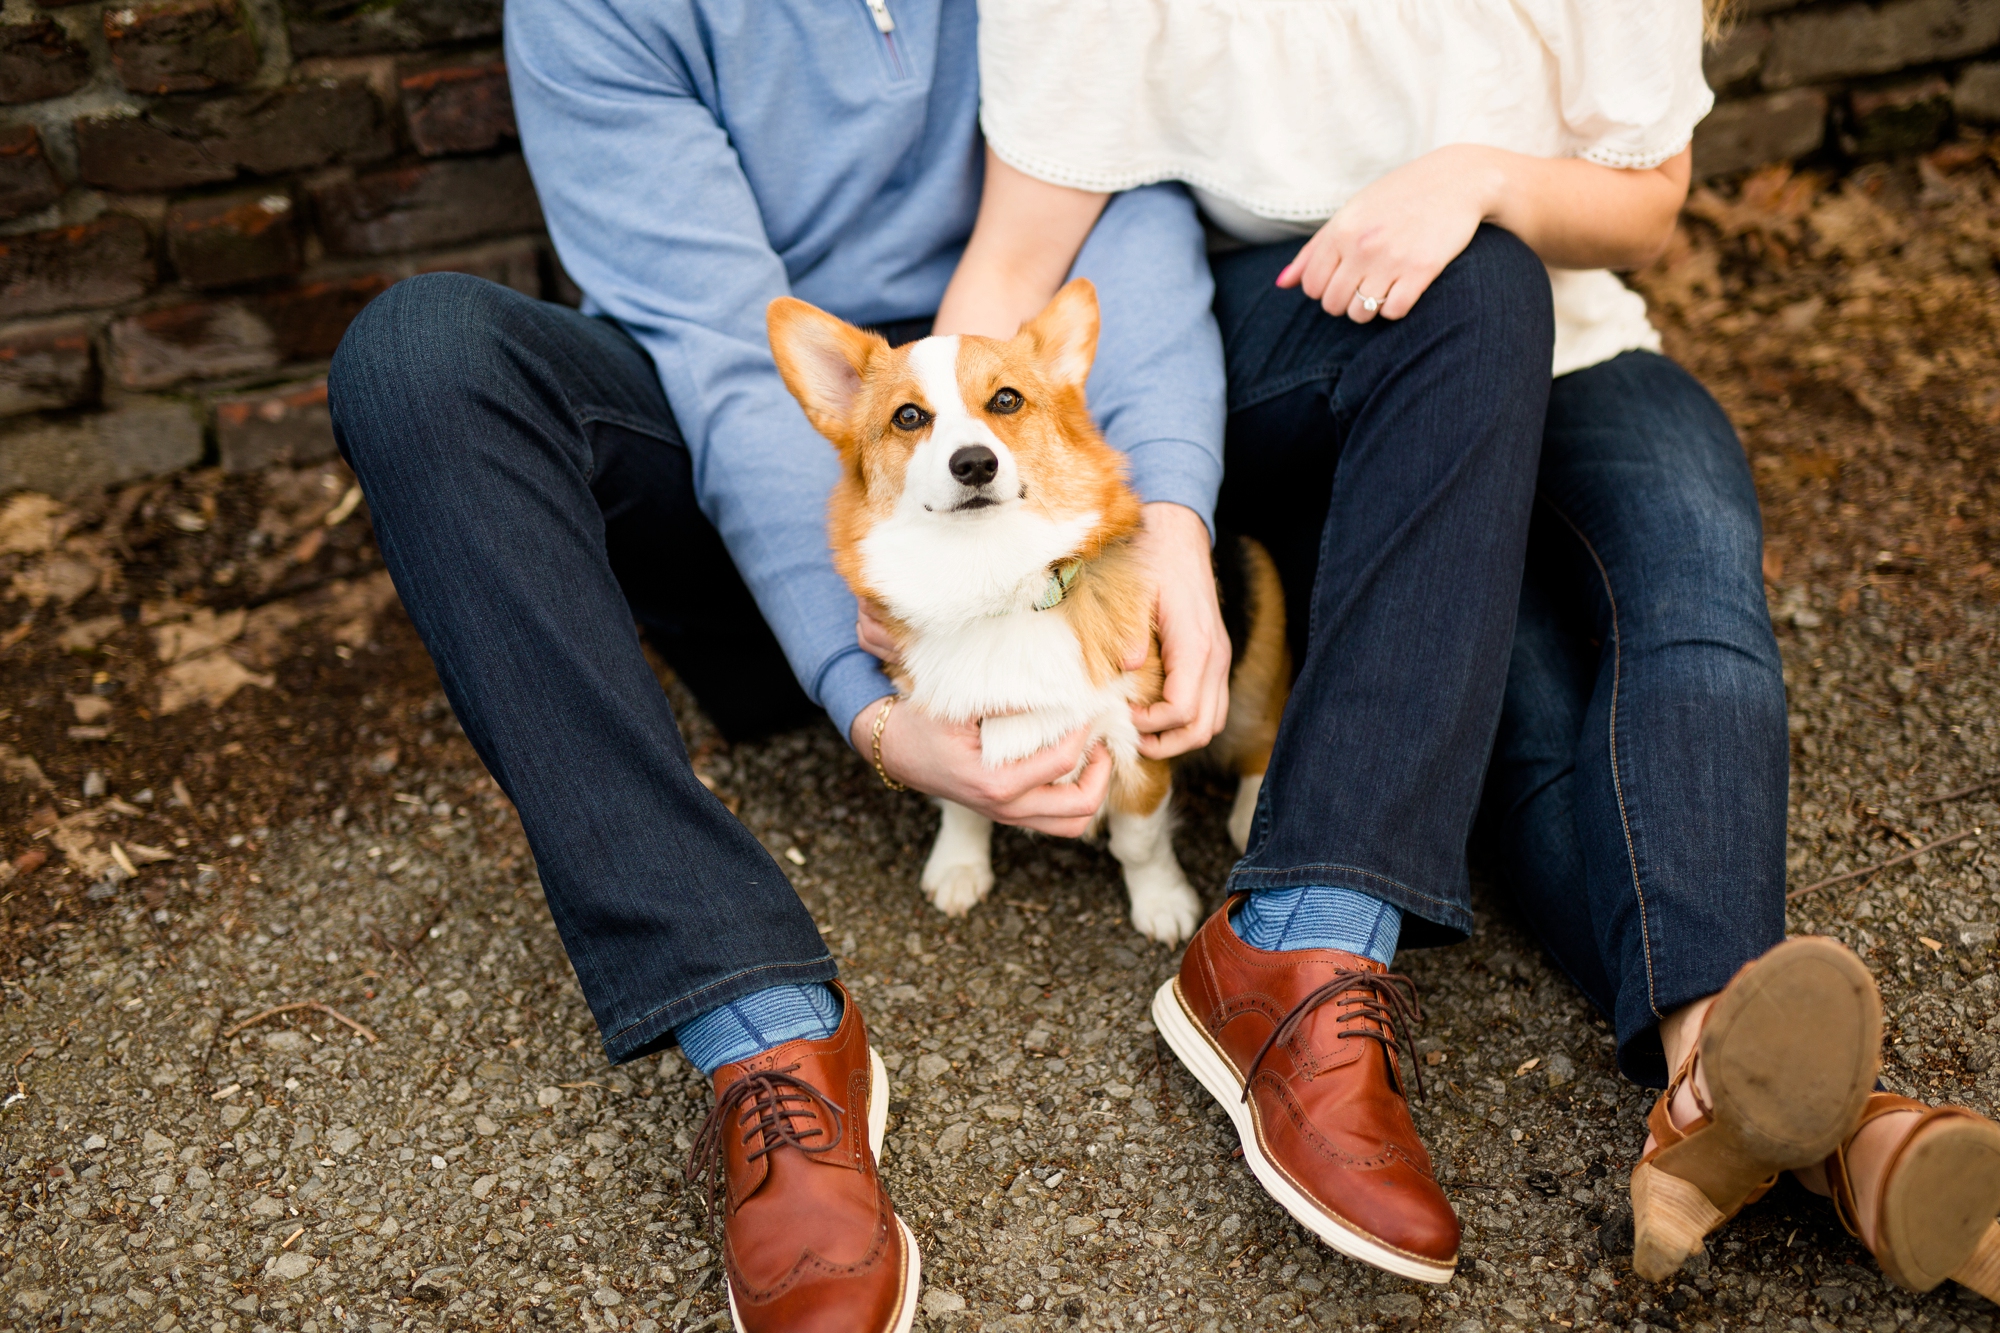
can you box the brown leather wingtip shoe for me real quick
[1153,896,1459,1284]
[687,983,920,1333]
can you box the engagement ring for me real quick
[1360,294,1383,313]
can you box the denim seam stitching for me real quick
[605,957,836,1048]
[1538,494,1661,1020]
[1227,364,1341,417]
[576,407,683,447]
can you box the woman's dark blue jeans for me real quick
[1479,352,1788,1085]
[1210,232,1787,1086]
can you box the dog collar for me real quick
[1033,559,1083,612]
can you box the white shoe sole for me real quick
[1152,977,1457,1285]
[729,1048,922,1333]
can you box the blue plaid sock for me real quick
[674,982,843,1077]
[1230,885,1402,966]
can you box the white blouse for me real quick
[977,0,1714,377]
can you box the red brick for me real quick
[414,236,543,298]
[1693,90,1829,178]
[0,216,156,319]
[76,80,392,193]
[399,54,515,156]
[285,0,502,59]
[310,155,542,256]
[1765,0,2000,89]
[1959,61,2000,124]
[109,299,279,389]
[254,273,394,360]
[0,16,92,105]
[1844,77,1955,157]
[103,0,259,95]
[213,378,335,472]
[167,188,302,290]
[0,316,95,418]
[0,125,64,223]
[0,400,203,499]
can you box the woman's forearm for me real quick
[935,147,1109,338]
[1464,143,1691,271]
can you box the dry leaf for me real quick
[325,571,398,649]
[0,494,71,555]
[153,609,247,664]
[58,615,125,653]
[0,745,51,788]
[236,599,308,669]
[157,653,274,715]
[9,556,99,607]
[68,695,112,723]
[49,809,111,878]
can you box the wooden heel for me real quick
[1949,1223,2000,1303]
[1631,1161,1728,1282]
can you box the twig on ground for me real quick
[223,1000,380,1044]
[1920,776,1999,805]
[369,926,425,985]
[1786,828,1985,900]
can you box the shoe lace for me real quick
[1241,969,1425,1101]
[684,1063,847,1220]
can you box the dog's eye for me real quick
[987,388,1024,415]
[892,403,931,432]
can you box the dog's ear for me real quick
[768,297,885,443]
[1018,278,1099,391]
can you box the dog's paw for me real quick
[921,859,994,917]
[1127,876,1201,946]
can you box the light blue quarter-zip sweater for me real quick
[505,0,1226,741]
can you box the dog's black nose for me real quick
[949,445,999,487]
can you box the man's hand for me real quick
[855,599,900,666]
[1125,501,1230,759]
[849,699,1111,837]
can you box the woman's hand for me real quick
[849,698,1112,837]
[1124,502,1230,758]
[1278,143,1692,324]
[1277,145,1498,324]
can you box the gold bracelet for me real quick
[870,696,909,792]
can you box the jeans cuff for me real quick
[1223,863,1473,943]
[599,955,841,1065]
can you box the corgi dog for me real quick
[768,279,1288,945]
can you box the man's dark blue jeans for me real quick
[330,274,849,1063]
[1212,225,1554,942]
[1209,231,1787,1086]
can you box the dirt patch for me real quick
[0,462,493,947]
[1631,140,2000,636]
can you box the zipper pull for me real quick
[866,0,895,33]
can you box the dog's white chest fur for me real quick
[905,612,1138,767]
[861,517,1138,768]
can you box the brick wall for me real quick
[1696,0,2000,176]
[1,0,548,495]
[2,0,1998,498]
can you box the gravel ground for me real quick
[5,581,1997,1333]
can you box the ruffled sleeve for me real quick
[976,0,1176,194]
[1534,0,1714,169]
